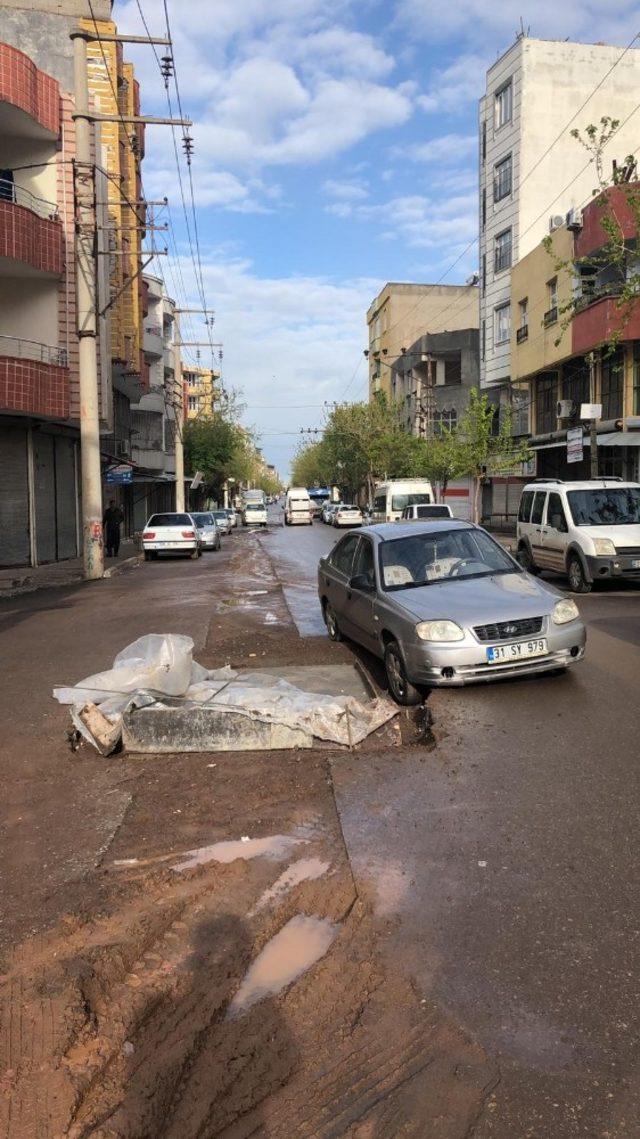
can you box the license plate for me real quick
[632,560,640,569]
[486,638,548,663]
[156,541,184,549]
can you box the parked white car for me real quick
[142,512,201,560]
[242,501,268,527]
[401,503,454,521]
[333,504,363,527]
[190,512,222,550]
[516,477,640,592]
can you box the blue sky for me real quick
[115,0,639,477]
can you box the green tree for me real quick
[457,389,531,522]
[422,429,468,501]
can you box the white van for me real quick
[284,487,313,525]
[372,479,435,524]
[516,477,640,592]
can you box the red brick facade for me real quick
[0,357,69,418]
[0,201,64,275]
[0,42,60,135]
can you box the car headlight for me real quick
[552,598,580,625]
[416,620,465,642]
[593,538,616,556]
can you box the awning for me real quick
[597,432,640,447]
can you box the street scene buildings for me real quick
[2,5,640,1138]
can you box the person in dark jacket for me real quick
[103,499,124,557]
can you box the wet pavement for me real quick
[264,508,640,1136]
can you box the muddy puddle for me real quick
[250,857,331,915]
[228,914,339,1018]
[172,833,307,871]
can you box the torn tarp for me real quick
[53,634,398,755]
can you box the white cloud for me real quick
[417,53,490,113]
[323,178,370,200]
[407,133,477,164]
[395,0,640,45]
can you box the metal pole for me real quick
[72,29,104,579]
[589,355,599,478]
[173,313,185,510]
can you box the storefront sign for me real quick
[580,403,602,421]
[106,464,133,485]
[567,426,584,464]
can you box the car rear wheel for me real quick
[567,554,591,593]
[324,602,342,642]
[517,543,538,574]
[384,640,423,706]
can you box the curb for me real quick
[103,554,143,579]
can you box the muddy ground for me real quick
[1,534,496,1137]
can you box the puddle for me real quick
[172,833,307,872]
[249,857,330,915]
[227,914,339,1018]
[264,611,280,625]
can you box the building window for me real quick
[444,354,462,385]
[511,387,529,436]
[495,80,513,129]
[494,228,512,273]
[481,121,487,164]
[434,408,458,434]
[516,298,528,343]
[187,395,198,412]
[481,319,486,361]
[493,154,512,201]
[544,278,558,326]
[535,373,557,434]
[494,302,510,345]
[562,359,590,410]
[481,188,486,231]
[482,253,487,293]
[634,343,640,415]
[601,348,624,420]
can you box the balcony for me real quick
[516,324,528,344]
[572,293,640,357]
[0,43,60,140]
[0,335,69,418]
[543,306,558,328]
[143,321,164,358]
[0,182,63,277]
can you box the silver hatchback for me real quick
[318,521,587,704]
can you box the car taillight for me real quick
[143,531,155,539]
[182,530,195,538]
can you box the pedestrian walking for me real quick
[103,499,124,557]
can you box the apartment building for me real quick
[184,365,221,420]
[0,39,111,565]
[479,36,640,408]
[511,184,640,482]
[366,283,478,401]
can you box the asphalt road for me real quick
[263,511,640,1137]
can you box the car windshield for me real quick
[567,487,640,526]
[245,504,263,511]
[212,512,227,521]
[192,513,214,525]
[379,528,516,590]
[148,513,192,527]
[391,492,431,511]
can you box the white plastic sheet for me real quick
[54,636,398,754]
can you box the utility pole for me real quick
[71,29,103,579]
[589,353,599,478]
[70,22,192,577]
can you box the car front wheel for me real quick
[517,543,538,574]
[324,602,342,642]
[567,554,591,593]
[384,640,423,706]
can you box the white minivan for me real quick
[284,487,313,525]
[516,477,640,592]
[372,479,435,523]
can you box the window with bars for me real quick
[494,228,512,272]
[493,154,512,201]
[634,343,640,415]
[562,360,590,410]
[494,80,512,129]
[601,349,624,419]
[434,408,458,434]
[535,373,557,434]
[511,387,529,436]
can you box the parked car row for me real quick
[141,508,237,559]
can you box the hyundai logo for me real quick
[503,624,519,637]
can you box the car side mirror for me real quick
[350,573,374,592]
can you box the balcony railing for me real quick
[0,334,67,366]
[0,179,59,221]
[516,325,528,344]
[543,306,558,327]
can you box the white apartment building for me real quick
[479,36,640,400]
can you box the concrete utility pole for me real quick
[589,354,599,478]
[71,29,104,580]
[173,314,185,511]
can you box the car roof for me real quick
[361,520,476,540]
[523,480,640,491]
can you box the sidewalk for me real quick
[0,540,142,598]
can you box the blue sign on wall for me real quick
[106,464,133,485]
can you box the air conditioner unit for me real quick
[566,208,583,231]
[557,399,576,419]
[549,214,564,232]
[117,440,131,458]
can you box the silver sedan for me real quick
[317,521,587,704]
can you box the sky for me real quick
[114,0,639,479]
